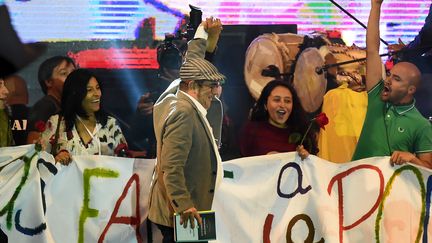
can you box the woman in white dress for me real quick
[41,69,127,165]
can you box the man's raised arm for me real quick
[366,0,384,91]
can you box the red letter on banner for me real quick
[98,174,142,243]
[327,164,384,243]
[263,214,274,243]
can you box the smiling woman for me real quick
[39,69,128,165]
[239,80,318,158]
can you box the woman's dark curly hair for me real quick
[61,69,108,132]
[249,80,318,154]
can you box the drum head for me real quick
[328,44,366,89]
[244,34,284,100]
[292,47,327,113]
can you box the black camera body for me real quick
[186,5,202,41]
[157,5,203,72]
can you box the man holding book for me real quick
[148,19,224,243]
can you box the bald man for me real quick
[352,0,432,168]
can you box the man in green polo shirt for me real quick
[352,0,432,169]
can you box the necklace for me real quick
[76,116,101,155]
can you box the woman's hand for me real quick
[296,145,310,160]
[55,150,72,165]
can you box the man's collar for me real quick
[178,90,207,117]
[387,99,416,115]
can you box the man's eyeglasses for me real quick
[196,80,221,89]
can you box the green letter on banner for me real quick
[78,168,119,243]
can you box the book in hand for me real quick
[174,210,216,242]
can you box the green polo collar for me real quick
[386,99,416,115]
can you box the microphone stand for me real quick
[315,55,376,75]
[328,0,389,46]
[315,44,432,74]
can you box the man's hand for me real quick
[390,151,432,169]
[204,17,222,37]
[180,207,202,229]
[372,0,383,5]
[137,92,154,116]
[203,17,222,53]
[390,151,416,166]
[388,38,406,53]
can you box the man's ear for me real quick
[189,80,198,90]
[408,85,416,95]
[187,80,194,89]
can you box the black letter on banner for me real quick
[14,209,46,236]
[37,158,58,213]
[277,162,311,198]
[286,214,324,243]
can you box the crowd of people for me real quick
[0,0,431,242]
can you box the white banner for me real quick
[0,145,157,243]
[212,152,432,243]
[1,146,431,242]
[0,145,52,242]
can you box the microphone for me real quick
[315,66,325,75]
[261,65,281,78]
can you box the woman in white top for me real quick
[41,69,127,164]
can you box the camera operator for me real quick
[128,14,223,158]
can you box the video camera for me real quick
[185,5,203,41]
[157,5,202,72]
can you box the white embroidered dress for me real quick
[41,114,126,156]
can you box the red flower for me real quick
[299,112,329,145]
[327,30,341,39]
[314,112,329,130]
[34,120,46,152]
[35,120,46,133]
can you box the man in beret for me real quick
[129,17,223,157]
[148,22,225,242]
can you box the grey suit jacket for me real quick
[148,91,218,227]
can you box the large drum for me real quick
[244,33,327,112]
[244,33,367,112]
[292,47,327,113]
[244,33,304,100]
